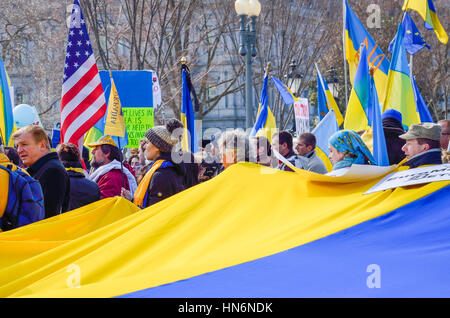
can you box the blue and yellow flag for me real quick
[344,44,371,132]
[181,68,199,154]
[412,76,433,123]
[311,110,338,172]
[388,12,431,55]
[0,54,14,146]
[250,72,277,142]
[345,44,389,166]
[402,0,448,44]
[104,74,126,138]
[315,64,344,126]
[0,163,448,297]
[368,69,389,167]
[344,0,390,102]
[382,24,420,128]
[271,76,296,106]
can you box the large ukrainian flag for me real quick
[0,54,14,146]
[0,164,448,297]
[344,0,390,102]
[402,0,448,44]
[382,23,420,128]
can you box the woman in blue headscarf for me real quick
[328,130,376,171]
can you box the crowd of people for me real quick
[0,112,449,232]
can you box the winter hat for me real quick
[145,121,181,153]
[381,109,402,123]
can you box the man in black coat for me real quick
[13,125,70,218]
[381,109,406,165]
[57,143,100,210]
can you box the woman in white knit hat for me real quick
[121,121,186,208]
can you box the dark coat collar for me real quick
[27,152,59,175]
[404,149,442,169]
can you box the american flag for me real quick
[61,0,106,145]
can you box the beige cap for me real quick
[86,135,118,148]
[399,123,441,141]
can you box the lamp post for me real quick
[326,66,339,101]
[284,59,303,132]
[235,0,261,129]
[284,59,303,97]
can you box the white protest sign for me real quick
[314,164,396,183]
[294,98,309,135]
[273,151,398,184]
[364,164,450,195]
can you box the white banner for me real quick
[9,86,14,107]
[365,164,450,195]
[294,98,309,136]
[151,70,162,110]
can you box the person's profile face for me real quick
[15,132,47,167]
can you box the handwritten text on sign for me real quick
[122,107,154,148]
[294,98,309,135]
[365,164,450,194]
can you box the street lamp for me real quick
[235,0,261,129]
[284,59,303,97]
[326,66,339,99]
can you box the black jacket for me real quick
[404,149,443,169]
[383,117,406,165]
[27,152,70,218]
[62,161,101,211]
[181,151,199,189]
[144,152,186,208]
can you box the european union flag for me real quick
[389,12,431,55]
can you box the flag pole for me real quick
[342,0,349,108]
[109,70,125,189]
[0,126,4,147]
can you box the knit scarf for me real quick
[133,160,165,208]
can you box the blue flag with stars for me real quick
[389,12,431,56]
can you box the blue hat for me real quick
[381,109,402,123]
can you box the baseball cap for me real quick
[399,123,441,141]
[86,135,118,148]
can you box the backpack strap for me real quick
[0,166,9,219]
[0,165,17,231]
